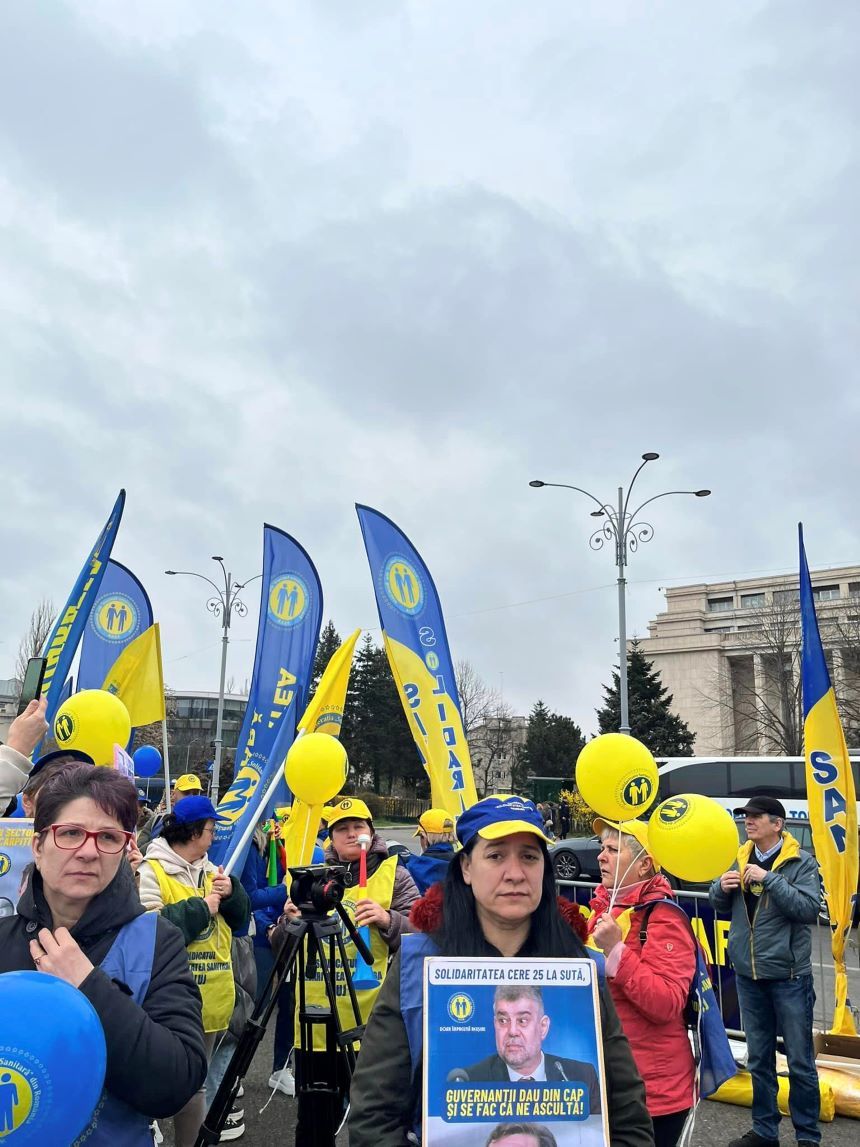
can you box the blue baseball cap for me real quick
[456,795,551,849]
[27,748,95,784]
[167,795,229,826]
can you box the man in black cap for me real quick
[710,796,822,1147]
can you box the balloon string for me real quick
[608,852,641,913]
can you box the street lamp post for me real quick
[530,454,710,736]
[165,558,259,804]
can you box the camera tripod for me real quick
[195,865,375,1147]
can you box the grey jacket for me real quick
[708,832,820,980]
[0,744,31,810]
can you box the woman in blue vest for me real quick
[348,794,654,1147]
[0,764,207,1145]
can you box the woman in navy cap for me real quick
[348,794,653,1146]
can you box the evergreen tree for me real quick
[513,700,585,790]
[596,641,695,755]
[308,619,342,698]
[341,634,426,796]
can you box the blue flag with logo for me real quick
[356,505,478,816]
[40,490,126,730]
[209,524,322,869]
[77,560,153,693]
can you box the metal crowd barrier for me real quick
[553,876,851,1038]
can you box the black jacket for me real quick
[348,954,652,1147]
[0,862,207,1119]
[463,1051,601,1113]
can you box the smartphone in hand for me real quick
[17,657,47,715]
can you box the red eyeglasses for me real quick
[47,824,134,855]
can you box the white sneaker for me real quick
[218,1110,245,1141]
[151,1123,164,1145]
[268,1066,295,1096]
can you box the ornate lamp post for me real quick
[530,453,710,735]
[165,558,259,803]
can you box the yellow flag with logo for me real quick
[285,629,361,865]
[102,622,166,727]
[297,628,361,736]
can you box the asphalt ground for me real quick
[159,826,859,1145]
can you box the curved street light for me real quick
[165,557,261,804]
[530,453,710,735]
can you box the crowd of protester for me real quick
[0,698,828,1147]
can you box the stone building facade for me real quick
[639,566,860,755]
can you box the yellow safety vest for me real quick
[299,855,397,1052]
[148,859,235,1032]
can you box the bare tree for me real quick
[469,699,516,797]
[702,593,860,754]
[455,659,497,738]
[14,598,56,694]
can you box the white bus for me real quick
[656,755,860,821]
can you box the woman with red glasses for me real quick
[0,764,207,1146]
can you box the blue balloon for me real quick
[133,745,162,778]
[0,971,106,1142]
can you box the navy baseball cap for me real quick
[456,795,550,849]
[28,748,95,783]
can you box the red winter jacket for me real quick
[588,874,696,1117]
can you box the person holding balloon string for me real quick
[137,794,251,1147]
[586,817,697,1147]
[0,763,208,1144]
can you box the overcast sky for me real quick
[1,1,858,738]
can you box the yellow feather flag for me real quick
[297,628,361,736]
[283,629,361,866]
[102,622,166,726]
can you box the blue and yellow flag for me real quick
[78,559,153,692]
[799,524,858,1034]
[210,525,322,870]
[40,490,126,728]
[102,623,165,727]
[356,505,478,816]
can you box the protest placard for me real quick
[423,957,609,1147]
[0,818,34,919]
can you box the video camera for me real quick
[288,863,354,916]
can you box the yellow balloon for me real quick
[53,690,132,767]
[647,794,739,882]
[575,733,658,821]
[285,733,348,805]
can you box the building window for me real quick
[773,587,800,605]
[849,582,860,598]
[705,625,732,633]
[740,592,765,609]
[813,584,840,602]
[707,596,733,612]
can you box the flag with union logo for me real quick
[77,559,153,692]
[799,523,859,1034]
[356,505,478,816]
[209,524,322,869]
[40,490,126,730]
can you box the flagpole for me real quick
[162,715,172,812]
[221,740,299,877]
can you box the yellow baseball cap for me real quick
[174,773,203,793]
[325,797,373,829]
[592,817,660,871]
[413,808,455,837]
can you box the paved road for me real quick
[160,827,858,1144]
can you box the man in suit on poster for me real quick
[463,985,601,1115]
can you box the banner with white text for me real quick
[210,524,322,870]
